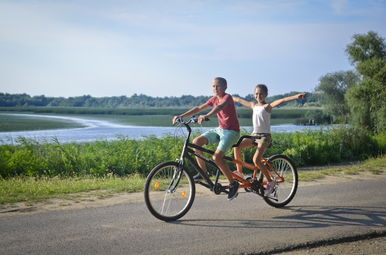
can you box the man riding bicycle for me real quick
[172,77,240,200]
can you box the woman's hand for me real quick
[297,93,306,99]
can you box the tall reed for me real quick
[0,127,384,178]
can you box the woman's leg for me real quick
[252,139,272,182]
[233,138,254,174]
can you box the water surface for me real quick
[0,114,329,144]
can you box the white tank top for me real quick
[252,105,271,134]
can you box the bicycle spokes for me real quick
[263,155,298,208]
[145,162,195,221]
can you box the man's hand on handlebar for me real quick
[172,115,182,125]
[172,115,208,125]
[198,115,208,124]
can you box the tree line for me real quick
[0,91,319,108]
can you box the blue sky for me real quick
[0,0,385,98]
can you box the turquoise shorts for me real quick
[201,128,240,153]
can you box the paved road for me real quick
[1,178,386,255]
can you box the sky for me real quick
[0,0,385,98]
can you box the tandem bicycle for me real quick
[144,116,298,222]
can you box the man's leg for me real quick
[213,150,233,183]
[192,135,209,173]
[214,150,239,200]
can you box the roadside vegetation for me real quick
[1,156,385,205]
[0,126,384,179]
[0,174,145,204]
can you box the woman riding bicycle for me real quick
[233,84,306,196]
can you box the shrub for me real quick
[0,127,384,178]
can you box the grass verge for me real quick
[0,174,144,205]
[0,156,385,206]
[298,155,386,181]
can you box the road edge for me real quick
[251,230,386,255]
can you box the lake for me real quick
[0,114,330,144]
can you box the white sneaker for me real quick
[264,180,276,196]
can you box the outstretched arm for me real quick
[269,93,306,109]
[232,96,254,109]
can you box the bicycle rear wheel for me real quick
[144,161,195,221]
[263,155,298,208]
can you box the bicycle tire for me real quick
[144,161,195,221]
[263,155,298,208]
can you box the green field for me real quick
[0,107,313,132]
[0,114,85,132]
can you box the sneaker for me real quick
[228,181,239,200]
[232,170,244,179]
[264,180,276,196]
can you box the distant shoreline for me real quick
[0,112,334,145]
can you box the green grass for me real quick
[0,113,84,132]
[0,174,144,204]
[1,127,384,178]
[298,156,386,181]
[0,156,384,205]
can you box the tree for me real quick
[346,80,385,132]
[345,31,386,133]
[315,71,359,123]
[346,31,386,65]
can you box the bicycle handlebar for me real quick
[174,115,209,125]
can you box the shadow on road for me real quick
[172,205,386,229]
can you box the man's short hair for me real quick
[214,77,227,88]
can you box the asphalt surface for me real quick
[1,178,386,255]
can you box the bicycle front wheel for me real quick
[144,162,195,222]
[263,155,298,208]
